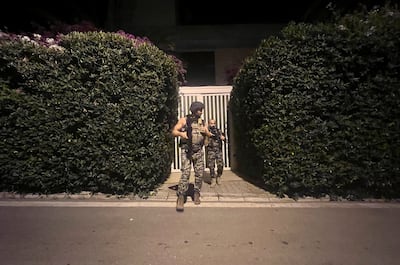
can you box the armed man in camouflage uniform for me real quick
[172,101,212,212]
[205,119,226,187]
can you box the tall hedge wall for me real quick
[0,31,179,196]
[230,5,400,199]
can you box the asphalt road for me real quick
[1,205,399,265]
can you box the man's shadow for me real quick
[168,183,196,203]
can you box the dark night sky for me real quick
[1,1,108,33]
[0,0,395,33]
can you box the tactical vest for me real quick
[191,118,205,145]
[180,115,205,149]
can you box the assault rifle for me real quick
[208,126,226,147]
[209,126,220,140]
[179,114,199,160]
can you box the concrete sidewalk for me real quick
[0,170,278,203]
[148,170,276,203]
[0,170,305,204]
[147,170,400,207]
[1,170,399,208]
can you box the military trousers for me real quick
[206,146,224,177]
[177,148,204,196]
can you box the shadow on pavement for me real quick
[168,183,197,203]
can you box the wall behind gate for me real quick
[172,86,232,172]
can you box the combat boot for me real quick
[216,168,223,185]
[210,177,216,187]
[216,174,221,185]
[194,191,201,205]
[176,195,184,212]
[209,170,216,187]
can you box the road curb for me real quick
[1,198,400,208]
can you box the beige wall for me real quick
[215,48,254,85]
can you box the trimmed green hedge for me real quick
[0,31,179,196]
[231,5,400,199]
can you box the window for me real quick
[177,52,215,86]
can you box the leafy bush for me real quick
[0,31,179,196]
[230,4,400,199]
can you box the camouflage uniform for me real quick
[206,129,224,179]
[177,118,205,196]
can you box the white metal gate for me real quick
[172,86,232,172]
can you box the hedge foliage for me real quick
[231,5,400,199]
[0,31,179,196]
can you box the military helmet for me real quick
[190,101,204,113]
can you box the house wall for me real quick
[106,0,176,30]
[105,0,284,170]
[105,0,284,86]
[215,48,254,85]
